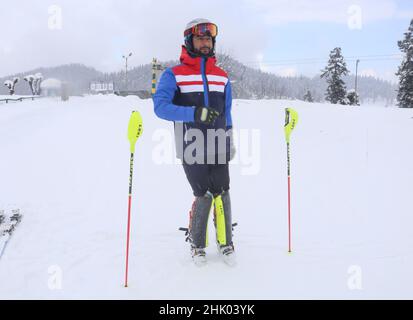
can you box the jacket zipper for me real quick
[201,58,209,107]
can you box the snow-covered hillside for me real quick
[0,95,412,299]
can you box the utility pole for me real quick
[355,59,360,100]
[122,52,133,91]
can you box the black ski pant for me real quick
[182,162,230,197]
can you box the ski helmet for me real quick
[184,18,218,57]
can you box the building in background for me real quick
[41,78,62,96]
[90,81,114,94]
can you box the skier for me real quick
[153,18,235,266]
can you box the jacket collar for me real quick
[179,46,216,73]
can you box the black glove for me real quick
[194,106,220,125]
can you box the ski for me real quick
[0,209,23,259]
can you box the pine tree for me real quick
[303,90,314,102]
[321,47,349,104]
[396,19,413,108]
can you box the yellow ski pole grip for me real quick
[128,111,144,153]
[284,108,299,143]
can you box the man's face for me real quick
[192,35,213,55]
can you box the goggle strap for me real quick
[184,23,218,37]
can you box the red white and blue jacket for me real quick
[153,46,233,162]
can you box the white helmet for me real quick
[184,18,212,34]
[184,18,218,57]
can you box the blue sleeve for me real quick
[153,68,195,122]
[225,81,233,128]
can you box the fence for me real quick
[0,96,41,104]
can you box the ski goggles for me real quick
[184,23,218,38]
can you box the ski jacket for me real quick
[153,46,233,163]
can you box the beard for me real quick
[195,46,213,57]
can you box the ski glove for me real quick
[194,106,220,125]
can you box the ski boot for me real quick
[180,192,213,266]
[213,191,237,266]
[191,246,207,267]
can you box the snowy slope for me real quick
[0,95,412,299]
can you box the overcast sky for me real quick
[1,0,412,81]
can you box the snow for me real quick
[0,94,412,299]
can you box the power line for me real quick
[244,53,402,63]
[242,53,402,66]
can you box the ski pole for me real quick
[284,108,298,253]
[124,111,143,288]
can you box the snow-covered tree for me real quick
[346,89,360,106]
[23,73,42,95]
[321,47,349,104]
[33,73,43,95]
[24,75,35,95]
[303,90,314,102]
[4,80,13,94]
[4,77,19,95]
[396,19,413,108]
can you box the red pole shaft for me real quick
[124,152,134,287]
[288,176,292,253]
[125,195,132,287]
